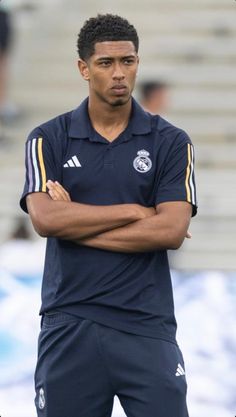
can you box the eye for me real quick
[99,60,111,67]
[123,58,135,65]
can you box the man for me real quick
[20,14,197,417]
[139,80,170,115]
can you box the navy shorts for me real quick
[35,311,189,417]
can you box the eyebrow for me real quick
[96,55,136,62]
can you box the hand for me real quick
[46,180,71,202]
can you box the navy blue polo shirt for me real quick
[20,98,197,342]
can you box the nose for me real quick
[112,63,125,80]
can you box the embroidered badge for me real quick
[133,150,152,173]
[38,387,46,410]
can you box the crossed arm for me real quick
[26,180,192,253]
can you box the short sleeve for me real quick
[20,128,57,213]
[155,131,197,216]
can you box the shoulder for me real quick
[150,114,192,148]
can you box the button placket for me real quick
[103,146,114,167]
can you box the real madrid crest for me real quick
[38,387,46,410]
[133,149,152,173]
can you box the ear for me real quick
[78,59,90,81]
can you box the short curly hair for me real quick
[77,14,139,61]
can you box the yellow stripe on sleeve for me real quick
[185,143,191,203]
[37,137,47,192]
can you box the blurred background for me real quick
[0,0,235,416]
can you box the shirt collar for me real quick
[69,97,152,139]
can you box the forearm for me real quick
[78,209,189,253]
[27,193,152,240]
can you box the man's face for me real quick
[79,41,139,107]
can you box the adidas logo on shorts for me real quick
[175,363,185,377]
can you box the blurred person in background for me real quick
[20,13,197,417]
[0,1,21,128]
[0,3,12,122]
[139,80,170,115]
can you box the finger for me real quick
[47,180,59,193]
[48,187,64,201]
[46,179,54,190]
[55,181,71,201]
[47,181,57,200]
[186,231,192,239]
[53,186,68,200]
[47,181,66,201]
[53,186,70,201]
[48,180,70,200]
[47,180,71,201]
[48,189,59,201]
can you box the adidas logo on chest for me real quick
[63,155,81,168]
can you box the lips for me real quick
[112,84,126,89]
[111,85,128,95]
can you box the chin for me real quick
[111,97,131,107]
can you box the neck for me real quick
[88,96,132,141]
